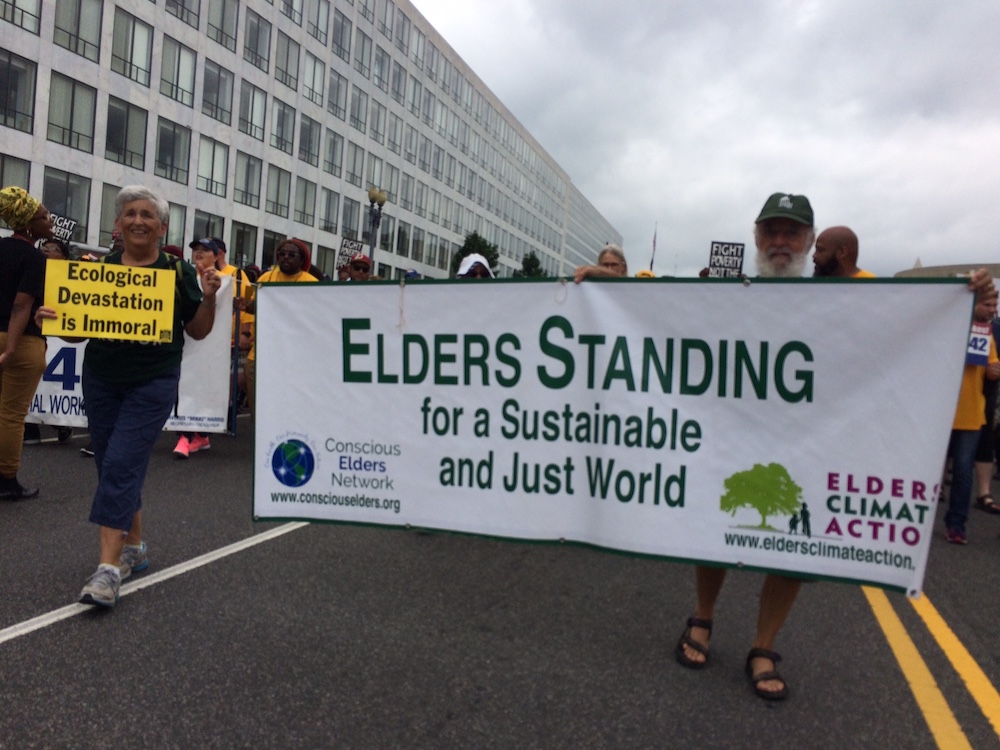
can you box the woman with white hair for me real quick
[36,185,221,607]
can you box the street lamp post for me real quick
[367,186,388,271]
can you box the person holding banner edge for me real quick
[35,185,221,608]
[574,243,628,283]
[675,193,995,701]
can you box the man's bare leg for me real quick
[680,566,727,664]
[749,574,802,694]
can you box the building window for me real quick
[418,135,431,172]
[275,32,299,90]
[410,27,425,69]
[111,9,153,87]
[154,117,191,184]
[0,154,30,196]
[97,183,119,246]
[47,73,96,152]
[323,129,343,177]
[380,214,394,253]
[160,37,196,107]
[345,141,364,187]
[354,29,372,78]
[315,244,337,276]
[239,80,266,140]
[194,209,224,242]
[384,163,399,202]
[231,221,258,268]
[303,53,324,106]
[399,172,413,211]
[358,0,374,23]
[341,197,360,240]
[395,220,409,257]
[410,226,424,264]
[393,8,409,55]
[298,114,320,166]
[365,156,382,198]
[207,0,239,51]
[294,177,316,225]
[270,98,295,154]
[378,0,393,38]
[0,49,36,133]
[349,86,368,133]
[332,10,351,62]
[421,89,434,127]
[370,100,386,145]
[280,0,302,25]
[197,136,228,196]
[403,125,417,164]
[1,0,40,34]
[407,75,421,117]
[167,202,186,248]
[414,180,426,217]
[42,167,90,242]
[234,151,262,208]
[306,0,329,44]
[54,0,102,62]
[262,230,286,270]
[202,60,234,125]
[390,61,405,104]
[244,9,271,72]
[166,0,200,28]
[327,69,347,120]
[266,165,291,217]
[319,188,339,233]
[105,96,146,169]
[387,113,402,154]
[373,46,390,92]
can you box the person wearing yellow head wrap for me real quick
[0,186,53,501]
[0,186,42,233]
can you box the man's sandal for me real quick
[745,648,789,701]
[675,617,712,669]
[975,495,1000,515]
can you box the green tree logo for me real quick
[720,463,802,530]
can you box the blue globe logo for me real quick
[271,439,316,487]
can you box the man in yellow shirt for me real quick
[812,226,875,278]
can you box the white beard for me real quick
[755,247,808,278]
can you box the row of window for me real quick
[16,0,569,229]
[1,40,564,253]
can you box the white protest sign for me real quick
[252,279,972,595]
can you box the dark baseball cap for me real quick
[755,193,814,226]
[189,237,220,253]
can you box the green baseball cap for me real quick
[755,193,814,225]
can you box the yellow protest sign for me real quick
[42,261,176,343]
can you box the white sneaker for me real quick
[79,566,121,607]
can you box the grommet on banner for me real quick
[397,281,408,330]
[554,277,569,304]
[740,274,752,287]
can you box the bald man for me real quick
[812,226,875,278]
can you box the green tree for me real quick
[513,250,548,278]
[451,231,499,277]
[720,463,802,530]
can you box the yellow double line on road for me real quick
[864,587,1000,749]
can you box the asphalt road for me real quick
[2,421,999,749]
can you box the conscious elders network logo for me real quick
[271,439,316,487]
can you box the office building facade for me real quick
[1,0,621,277]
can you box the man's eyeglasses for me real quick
[276,250,301,259]
[464,266,490,278]
[351,263,369,272]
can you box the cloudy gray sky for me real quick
[412,0,1000,277]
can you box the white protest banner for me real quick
[708,241,745,278]
[28,275,234,433]
[252,279,972,595]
